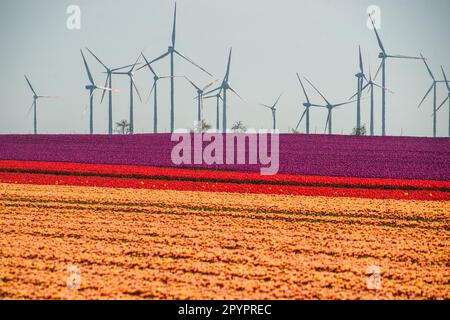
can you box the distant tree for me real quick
[115,120,130,134]
[352,124,367,136]
[191,119,212,133]
[231,121,247,133]
[201,120,212,131]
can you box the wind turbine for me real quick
[203,48,243,132]
[184,76,218,131]
[24,75,56,134]
[260,93,283,130]
[368,14,422,136]
[85,48,132,134]
[295,73,325,134]
[139,52,175,133]
[111,54,142,134]
[304,77,356,134]
[203,92,223,131]
[143,2,212,133]
[349,65,393,136]
[417,54,449,137]
[80,49,112,134]
[436,66,450,137]
[354,46,367,131]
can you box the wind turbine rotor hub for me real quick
[303,102,310,107]
[378,52,385,59]
[168,46,174,53]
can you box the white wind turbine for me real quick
[260,93,283,130]
[24,75,56,134]
[110,54,142,134]
[80,49,113,134]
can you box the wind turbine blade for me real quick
[131,78,142,102]
[363,74,369,84]
[369,14,386,54]
[368,64,372,81]
[417,84,434,109]
[26,101,34,117]
[324,112,330,134]
[24,75,37,96]
[273,93,283,108]
[441,66,450,91]
[38,96,58,99]
[148,51,170,65]
[260,104,272,109]
[100,74,110,104]
[172,2,177,47]
[224,48,232,82]
[96,86,113,92]
[86,47,108,71]
[139,52,157,76]
[174,50,212,76]
[295,109,307,131]
[203,86,221,96]
[309,104,327,108]
[130,54,141,72]
[296,73,310,103]
[373,61,383,81]
[372,82,394,94]
[348,90,359,100]
[361,82,371,92]
[228,85,244,101]
[304,77,331,106]
[358,83,371,97]
[183,76,200,91]
[334,100,356,107]
[359,45,364,74]
[146,82,156,104]
[80,49,95,86]
[202,79,219,91]
[389,54,422,59]
[420,53,435,80]
[112,63,136,72]
[159,75,183,79]
[436,97,449,112]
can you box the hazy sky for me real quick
[0,0,449,136]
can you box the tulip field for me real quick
[0,134,449,299]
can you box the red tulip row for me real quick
[0,160,448,191]
[0,171,448,201]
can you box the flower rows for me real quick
[0,133,449,180]
[1,171,448,200]
[1,183,448,299]
[1,160,449,191]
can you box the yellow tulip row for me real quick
[0,183,448,299]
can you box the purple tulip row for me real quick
[0,134,448,180]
